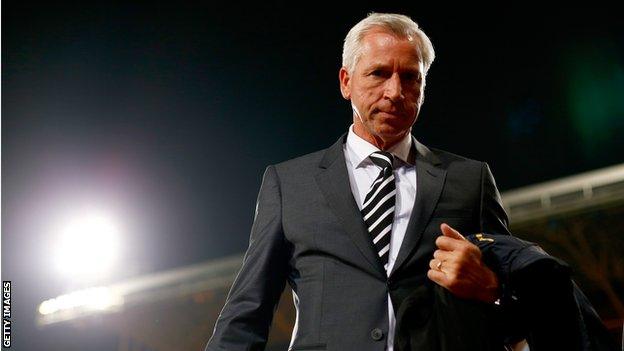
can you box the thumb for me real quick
[440,223,466,241]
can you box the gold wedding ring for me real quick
[436,260,443,270]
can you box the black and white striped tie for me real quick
[362,151,396,271]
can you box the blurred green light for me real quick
[562,38,624,155]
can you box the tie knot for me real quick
[369,151,394,170]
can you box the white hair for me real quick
[342,13,435,75]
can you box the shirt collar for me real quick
[346,124,414,168]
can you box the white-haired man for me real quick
[206,13,510,351]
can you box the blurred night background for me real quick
[2,4,624,351]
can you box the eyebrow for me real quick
[365,63,422,75]
[366,62,421,70]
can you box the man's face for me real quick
[340,29,425,148]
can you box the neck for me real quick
[352,122,408,151]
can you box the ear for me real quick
[339,67,351,100]
[418,62,427,107]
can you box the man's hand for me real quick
[427,223,500,303]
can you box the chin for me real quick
[375,124,409,138]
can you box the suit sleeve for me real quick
[205,165,291,351]
[479,162,511,236]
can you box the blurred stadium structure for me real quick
[37,164,624,350]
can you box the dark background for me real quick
[2,4,623,350]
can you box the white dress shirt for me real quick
[343,125,417,350]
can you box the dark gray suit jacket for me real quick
[205,134,511,351]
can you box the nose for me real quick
[383,73,404,101]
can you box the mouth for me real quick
[373,104,404,115]
[375,109,403,119]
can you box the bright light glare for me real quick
[38,287,123,315]
[55,213,120,278]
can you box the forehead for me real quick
[358,30,422,67]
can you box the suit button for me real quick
[370,328,384,341]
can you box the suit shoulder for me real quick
[427,146,484,167]
[271,148,327,175]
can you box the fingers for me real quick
[429,258,442,271]
[436,223,468,251]
[436,237,481,263]
[435,235,464,251]
[429,256,456,274]
[433,249,450,260]
[431,223,485,294]
[427,268,447,286]
[440,223,466,241]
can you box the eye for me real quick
[401,72,421,82]
[368,69,389,78]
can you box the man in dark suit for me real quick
[205,12,510,351]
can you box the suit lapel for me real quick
[390,139,446,277]
[315,134,387,279]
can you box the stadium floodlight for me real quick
[38,286,123,316]
[54,212,120,280]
